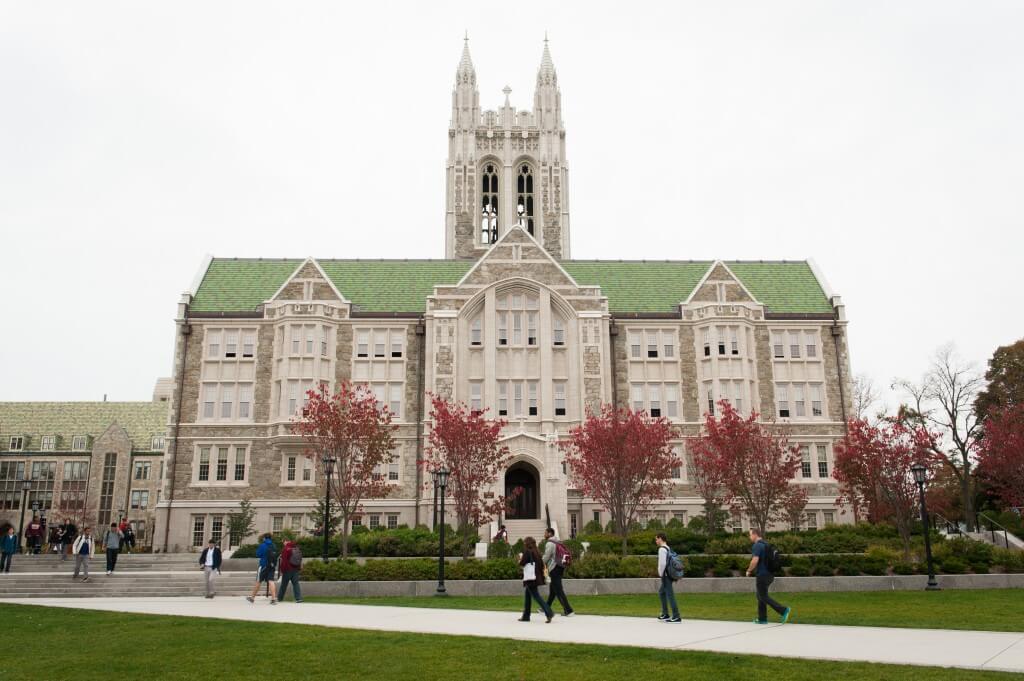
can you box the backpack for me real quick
[664,546,685,581]
[289,545,303,568]
[554,541,572,568]
[263,546,277,570]
[762,542,782,573]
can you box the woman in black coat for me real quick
[518,536,554,623]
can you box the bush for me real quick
[892,561,916,575]
[232,526,478,560]
[581,520,604,535]
[940,557,968,574]
[993,548,1024,573]
[787,558,812,577]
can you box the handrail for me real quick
[932,512,961,536]
[978,512,1012,549]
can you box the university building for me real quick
[154,39,852,550]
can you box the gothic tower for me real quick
[445,37,571,260]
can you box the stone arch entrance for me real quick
[505,461,540,520]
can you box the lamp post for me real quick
[321,455,337,563]
[17,481,31,553]
[911,462,940,591]
[432,468,450,595]
[432,474,439,529]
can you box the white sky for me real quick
[1,1,1021,405]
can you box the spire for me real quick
[457,32,475,81]
[537,33,556,85]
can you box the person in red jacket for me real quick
[25,516,43,554]
[277,540,303,603]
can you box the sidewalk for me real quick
[3,597,1022,673]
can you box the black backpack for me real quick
[762,542,782,573]
[289,546,303,568]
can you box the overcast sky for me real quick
[1,1,1021,407]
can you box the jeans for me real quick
[659,575,680,618]
[522,583,553,620]
[74,554,90,579]
[106,548,119,572]
[0,552,12,573]
[755,574,787,622]
[546,566,573,614]
[57,542,66,560]
[278,570,303,602]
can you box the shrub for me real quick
[892,561,916,575]
[940,557,968,574]
[993,548,1024,573]
[787,558,812,577]
[581,520,604,535]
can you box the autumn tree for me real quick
[895,345,985,529]
[293,382,398,558]
[976,404,1024,510]
[852,372,882,423]
[421,394,511,558]
[782,485,810,531]
[560,405,679,555]
[974,339,1024,419]
[690,401,801,535]
[833,418,942,557]
[688,440,728,535]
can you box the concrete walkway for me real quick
[4,597,1023,673]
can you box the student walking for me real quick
[746,528,791,624]
[104,523,123,575]
[655,532,681,622]
[542,528,574,616]
[246,534,278,605]
[59,520,77,562]
[199,538,222,598]
[26,516,43,554]
[72,528,95,582]
[1,526,18,573]
[277,539,303,603]
[518,536,554,623]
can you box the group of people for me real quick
[0,516,138,579]
[517,527,792,626]
[194,533,304,604]
[62,522,131,581]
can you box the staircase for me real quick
[503,519,547,544]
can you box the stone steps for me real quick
[0,572,258,598]
[503,519,548,543]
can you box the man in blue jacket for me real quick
[1,526,18,572]
[246,534,278,605]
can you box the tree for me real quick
[687,440,728,535]
[689,401,801,535]
[974,339,1024,419]
[833,418,942,557]
[560,405,679,555]
[227,498,257,547]
[782,485,810,531]
[308,496,341,538]
[976,404,1024,510]
[852,372,882,423]
[895,344,985,529]
[292,382,398,558]
[421,394,511,558]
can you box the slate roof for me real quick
[189,258,833,316]
[0,402,169,453]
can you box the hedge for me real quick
[232,525,479,559]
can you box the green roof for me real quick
[189,258,832,315]
[0,402,169,453]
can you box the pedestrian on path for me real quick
[26,516,43,554]
[655,533,682,622]
[72,527,95,582]
[104,523,123,575]
[246,534,278,605]
[746,528,791,624]
[1,526,18,573]
[118,519,130,553]
[542,528,573,617]
[277,539,303,603]
[60,520,77,562]
[199,538,222,598]
[517,536,553,623]
[124,524,136,553]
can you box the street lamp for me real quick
[432,467,450,595]
[911,462,940,591]
[321,456,337,563]
[17,482,31,553]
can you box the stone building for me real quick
[0,400,169,547]
[155,39,853,550]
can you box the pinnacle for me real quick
[537,36,556,83]
[458,33,475,75]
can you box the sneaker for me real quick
[562,610,574,617]
[105,571,110,576]
[669,616,682,623]
[205,594,214,599]
[781,607,792,624]
[269,600,277,605]
[82,577,89,582]
[545,614,553,623]
[517,617,530,622]
[245,596,254,603]
[752,619,768,624]
[657,614,670,621]
[295,600,304,603]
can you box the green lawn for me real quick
[308,589,1024,632]
[1,604,1016,681]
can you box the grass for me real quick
[308,589,1024,632]
[1,603,1018,681]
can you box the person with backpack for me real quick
[1,526,18,573]
[655,532,682,622]
[104,523,123,575]
[517,536,554,623]
[246,534,278,605]
[542,528,574,617]
[199,538,222,598]
[277,539,304,603]
[746,528,791,624]
[72,527,95,582]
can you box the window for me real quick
[730,328,739,355]
[553,318,565,346]
[800,445,812,478]
[717,329,726,356]
[497,313,508,346]
[663,331,675,358]
[133,461,151,480]
[203,386,215,419]
[130,490,150,510]
[388,460,399,482]
[512,311,522,345]
[731,514,744,534]
[731,381,744,415]
[570,512,578,538]
[387,514,399,530]
[357,331,369,358]
[772,333,784,359]
[666,385,679,418]
[198,448,210,481]
[242,332,255,358]
[288,382,299,416]
[703,328,711,357]
[389,385,402,418]
[805,512,818,531]
[707,388,715,416]
[321,329,329,357]
[374,338,385,358]
[593,510,601,524]
[225,331,238,358]
[670,447,683,479]
[59,461,88,511]
[481,163,499,244]
[302,458,312,481]
[554,382,567,416]
[97,453,117,526]
[286,456,297,482]
[72,435,89,451]
[391,336,404,358]
[631,385,643,412]
[0,462,26,510]
[817,444,829,478]
[794,385,806,417]
[289,514,304,531]
[220,386,234,419]
[238,385,252,419]
[806,331,818,358]
[528,381,538,416]
[216,447,229,481]
[513,382,523,417]
[208,331,221,358]
[368,514,380,529]
[8,437,23,451]
[811,384,823,417]
[649,384,661,417]
[515,164,534,235]
[151,435,165,451]
[470,318,482,346]
[272,515,284,533]
[234,447,246,481]
[527,312,537,346]
[192,516,206,547]
[497,382,508,416]
[630,333,641,359]
[647,331,658,358]
[777,384,790,418]
[40,435,56,451]
[822,511,834,526]
[789,331,801,358]
[351,516,362,527]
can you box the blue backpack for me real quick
[664,546,685,581]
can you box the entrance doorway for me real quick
[505,462,539,519]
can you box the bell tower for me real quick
[445,36,571,260]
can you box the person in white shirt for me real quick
[655,533,681,622]
[72,528,95,582]
[198,539,222,598]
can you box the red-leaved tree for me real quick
[690,401,801,535]
[421,394,511,558]
[833,417,942,557]
[976,404,1024,509]
[782,485,810,531]
[688,441,728,535]
[560,405,679,555]
[293,382,398,558]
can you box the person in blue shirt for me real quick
[246,534,278,605]
[1,526,18,572]
[746,527,791,624]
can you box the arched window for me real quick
[515,164,535,235]
[480,164,498,245]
